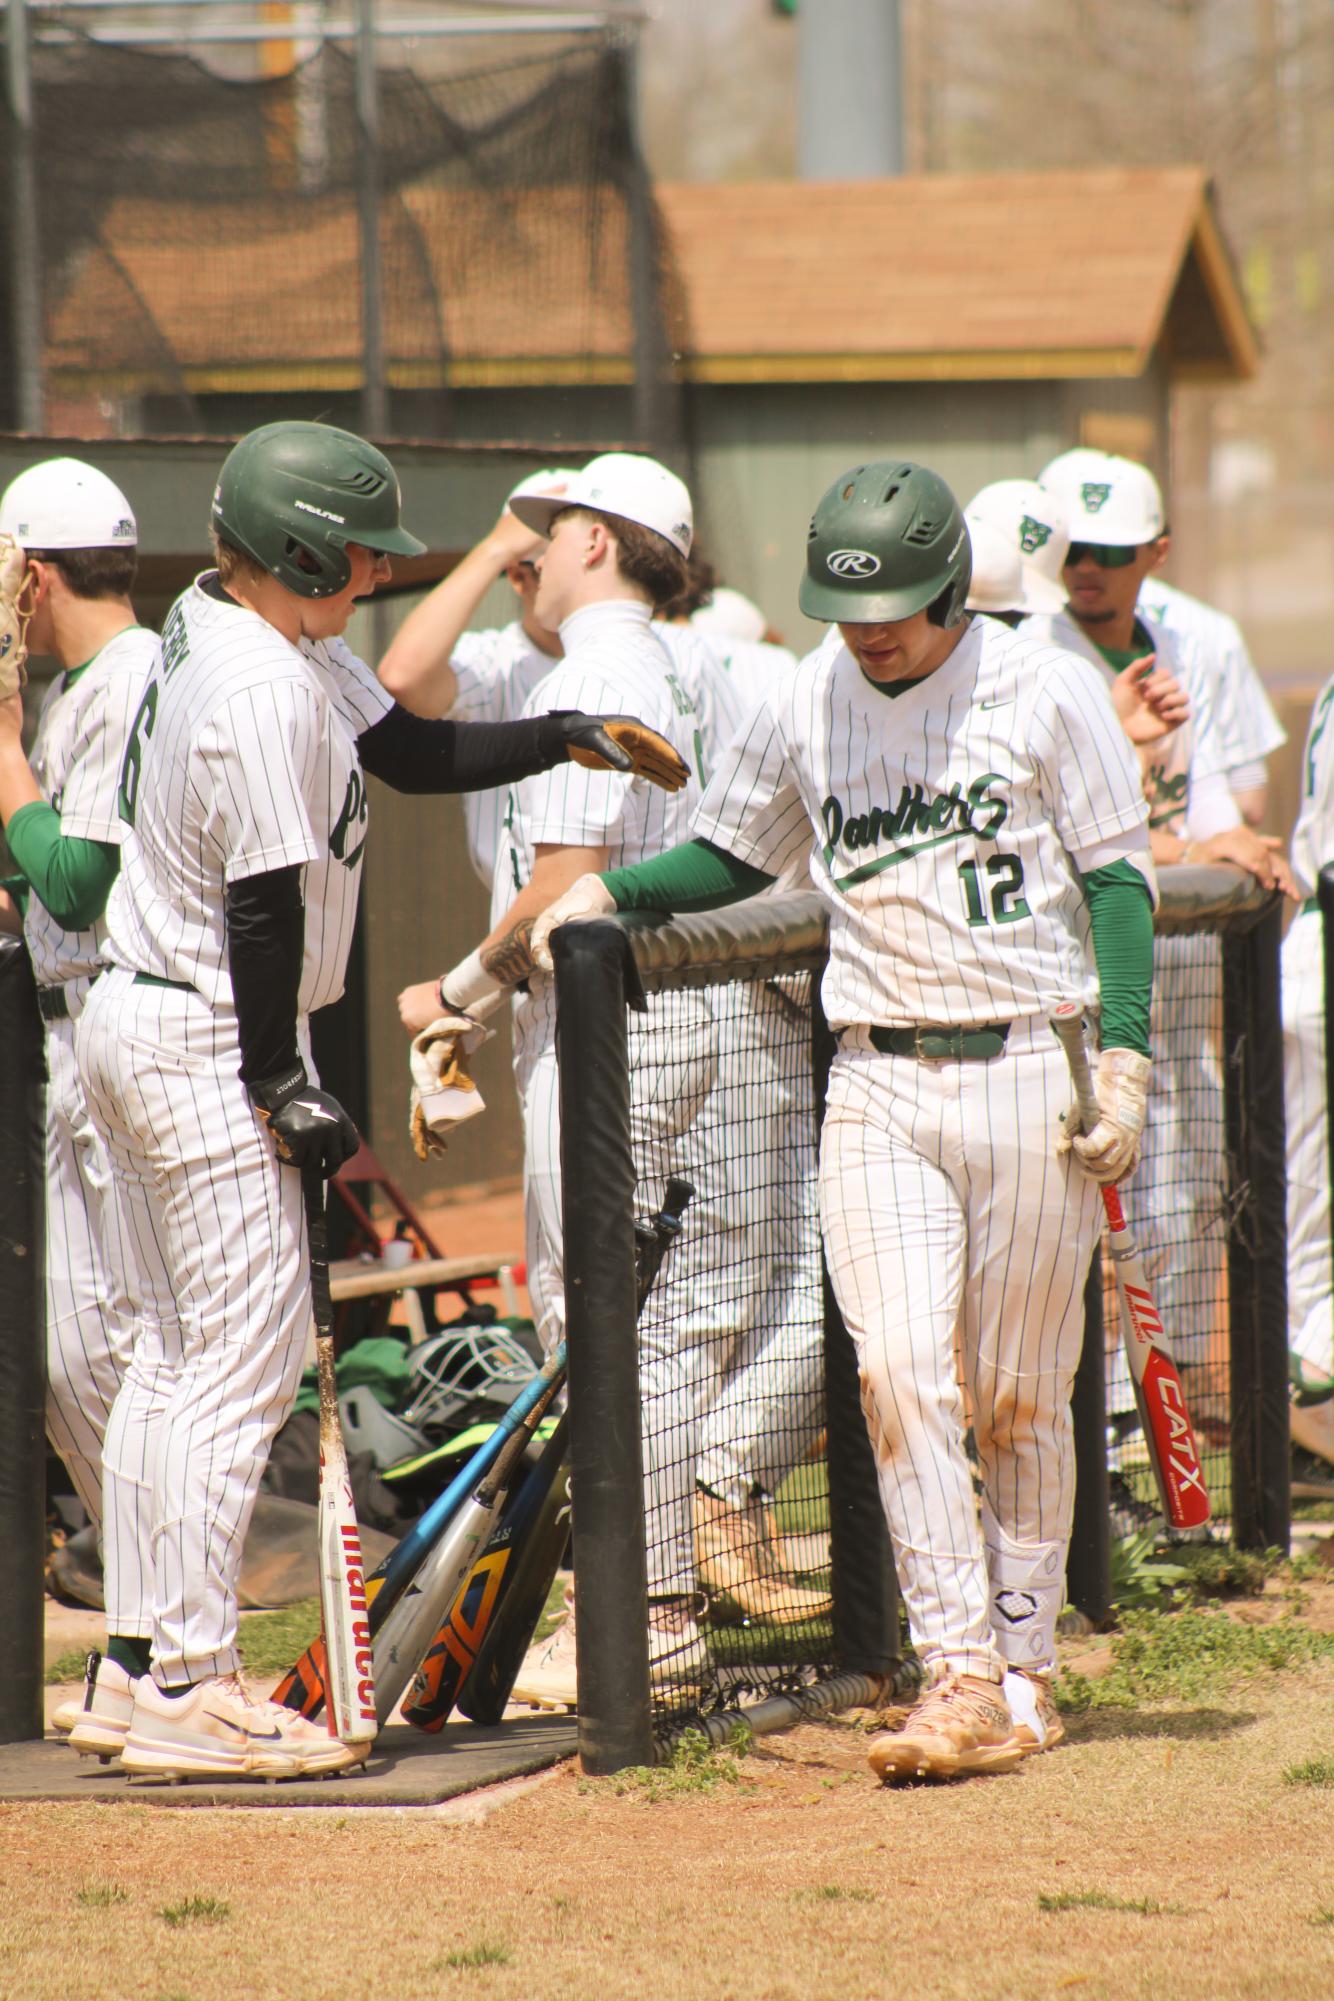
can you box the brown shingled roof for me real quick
[44,167,1253,397]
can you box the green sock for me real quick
[107,1635,152,1678]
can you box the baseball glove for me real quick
[0,533,33,698]
[556,713,690,792]
[409,1010,493,1161]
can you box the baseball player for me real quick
[1030,451,1295,1491]
[69,422,684,1781]
[0,463,168,1644]
[1283,677,1334,1471]
[532,459,1158,1782]
[398,452,747,1703]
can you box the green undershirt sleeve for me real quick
[6,801,120,932]
[1083,858,1154,1057]
[603,838,776,915]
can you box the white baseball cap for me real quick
[0,457,138,549]
[691,586,767,646]
[1039,448,1164,546]
[964,520,1028,615]
[965,480,1069,613]
[506,466,578,510]
[510,452,693,558]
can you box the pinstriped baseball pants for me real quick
[819,1023,1102,1682]
[77,968,312,1685]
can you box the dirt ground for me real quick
[12,1576,1334,2001]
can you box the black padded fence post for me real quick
[1067,1253,1112,1625]
[0,939,47,1743]
[1224,898,1290,1552]
[811,987,901,1680]
[553,920,653,1774]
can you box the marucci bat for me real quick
[406,1175,696,1733]
[1050,1005,1211,1531]
[303,1168,377,1745]
[274,1337,567,1721]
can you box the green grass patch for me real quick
[1310,1908,1334,1929]
[45,1649,92,1687]
[437,1939,512,1969]
[1039,1889,1185,1916]
[158,1896,231,1929]
[1055,1606,1334,1714]
[76,1884,129,1908]
[1110,1531,1191,1611]
[796,1885,876,1905]
[1283,1756,1334,1787]
[587,1722,753,1800]
[531,1573,570,1647]
[235,1599,321,1679]
[772,1462,831,1536]
[1165,1543,1285,1601]
[707,1614,834,1666]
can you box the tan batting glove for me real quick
[1057,1047,1152,1184]
[408,1010,493,1161]
[530,873,616,973]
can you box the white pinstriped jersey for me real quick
[491,600,703,1018]
[704,635,798,718]
[1138,576,1285,772]
[692,614,1150,1031]
[448,621,562,886]
[652,621,746,782]
[104,575,393,1012]
[23,626,159,986]
[1290,671,1334,899]
[1021,607,1240,843]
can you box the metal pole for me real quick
[620,25,672,459]
[798,0,902,181]
[5,0,45,431]
[353,0,387,437]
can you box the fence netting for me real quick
[0,31,686,445]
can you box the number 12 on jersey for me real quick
[958,853,1030,927]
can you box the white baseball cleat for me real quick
[120,1672,366,1782]
[510,1612,579,1712]
[61,1653,139,1761]
[647,1596,708,1692]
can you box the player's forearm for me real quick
[0,736,42,826]
[0,885,23,935]
[377,537,519,716]
[359,705,578,796]
[476,847,610,990]
[603,838,775,914]
[4,801,119,930]
[225,864,305,1085]
[1083,859,1154,1057]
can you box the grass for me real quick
[235,1599,321,1679]
[1283,1756,1334,1787]
[1109,1531,1191,1611]
[158,1897,231,1930]
[795,1886,876,1905]
[588,1722,754,1800]
[76,1885,129,1908]
[1039,1890,1186,1916]
[1055,1605,1334,1713]
[772,1462,831,1537]
[436,1939,512,1969]
[1310,1909,1334,1930]
[45,1648,92,1686]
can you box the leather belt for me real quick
[867,1022,1011,1061]
[36,970,100,1023]
[133,972,195,993]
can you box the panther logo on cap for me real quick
[827,548,882,578]
[1018,516,1051,554]
[1080,482,1112,513]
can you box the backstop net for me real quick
[551,869,1288,1766]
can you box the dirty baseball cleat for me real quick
[510,1607,579,1712]
[867,1674,1026,1783]
[694,1490,832,1627]
[56,1651,138,1758]
[120,1672,366,1781]
[1003,1668,1065,1756]
[647,1595,708,1692]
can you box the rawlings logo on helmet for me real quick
[1080,483,1112,514]
[1018,516,1052,554]
[827,548,882,579]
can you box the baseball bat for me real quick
[303,1168,377,1744]
[1051,1005,1211,1530]
[414,1175,696,1732]
[273,1336,567,1719]
[370,1361,565,1726]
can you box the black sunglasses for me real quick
[1064,541,1142,570]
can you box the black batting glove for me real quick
[248,1063,361,1178]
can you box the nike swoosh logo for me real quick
[201,1711,286,1742]
[979,696,1014,710]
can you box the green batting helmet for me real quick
[799,461,972,627]
[211,421,425,599]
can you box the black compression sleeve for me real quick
[225,864,305,1085]
[358,704,571,796]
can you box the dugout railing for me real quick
[552,867,1290,1773]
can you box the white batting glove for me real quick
[408,1011,493,1161]
[1057,1047,1152,1184]
[530,874,616,973]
